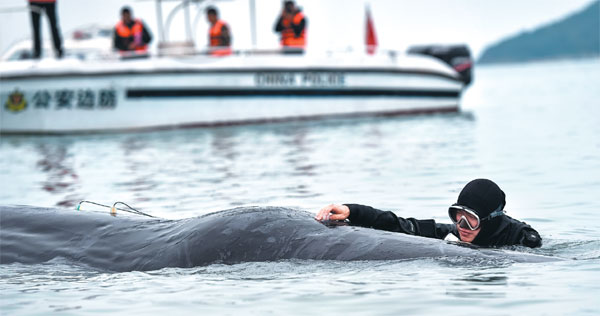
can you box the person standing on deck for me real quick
[274,0,307,54]
[29,0,63,58]
[206,6,231,56]
[113,6,152,56]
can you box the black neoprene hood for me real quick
[456,179,506,218]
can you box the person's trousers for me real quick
[30,2,63,58]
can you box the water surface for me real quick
[1,59,599,315]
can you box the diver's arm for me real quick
[345,204,455,239]
[518,228,542,248]
[435,223,457,240]
[316,203,449,239]
[345,204,419,234]
[345,204,398,230]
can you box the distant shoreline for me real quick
[476,55,600,67]
[478,0,599,65]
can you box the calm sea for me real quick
[1,59,599,315]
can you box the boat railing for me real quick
[2,0,407,63]
[150,46,403,60]
[2,44,406,63]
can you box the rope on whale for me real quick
[76,200,156,218]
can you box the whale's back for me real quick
[0,205,559,271]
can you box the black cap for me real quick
[121,6,132,15]
[456,179,505,219]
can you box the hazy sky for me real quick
[0,0,596,58]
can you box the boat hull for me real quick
[1,59,464,134]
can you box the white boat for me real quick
[0,1,472,135]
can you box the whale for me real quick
[0,205,559,271]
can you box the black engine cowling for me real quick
[407,44,473,86]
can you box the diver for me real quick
[315,179,542,248]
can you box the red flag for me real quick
[366,6,378,54]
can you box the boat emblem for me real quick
[5,89,27,112]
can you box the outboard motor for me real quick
[407,45,473,86]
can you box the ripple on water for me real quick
[1,60,600,314]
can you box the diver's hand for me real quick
[315,204,350,221]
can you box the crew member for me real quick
[206,7,231,56]
[274,0,307,54]
[29,0,63,58]
[113,6,152,56]
[315,179,542,248]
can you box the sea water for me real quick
[0,59,599,315]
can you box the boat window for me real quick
[7,49,35,61]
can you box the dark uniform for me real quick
[29,0,63,58]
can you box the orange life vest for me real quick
[115,19,148,52]
[280,12,306,48]
[209,20,231,56]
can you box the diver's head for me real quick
[449,179,506,243]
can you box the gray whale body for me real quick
[0,205,558,271]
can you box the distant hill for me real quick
[478,0,599,64]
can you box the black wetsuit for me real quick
[345,204,542,248]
